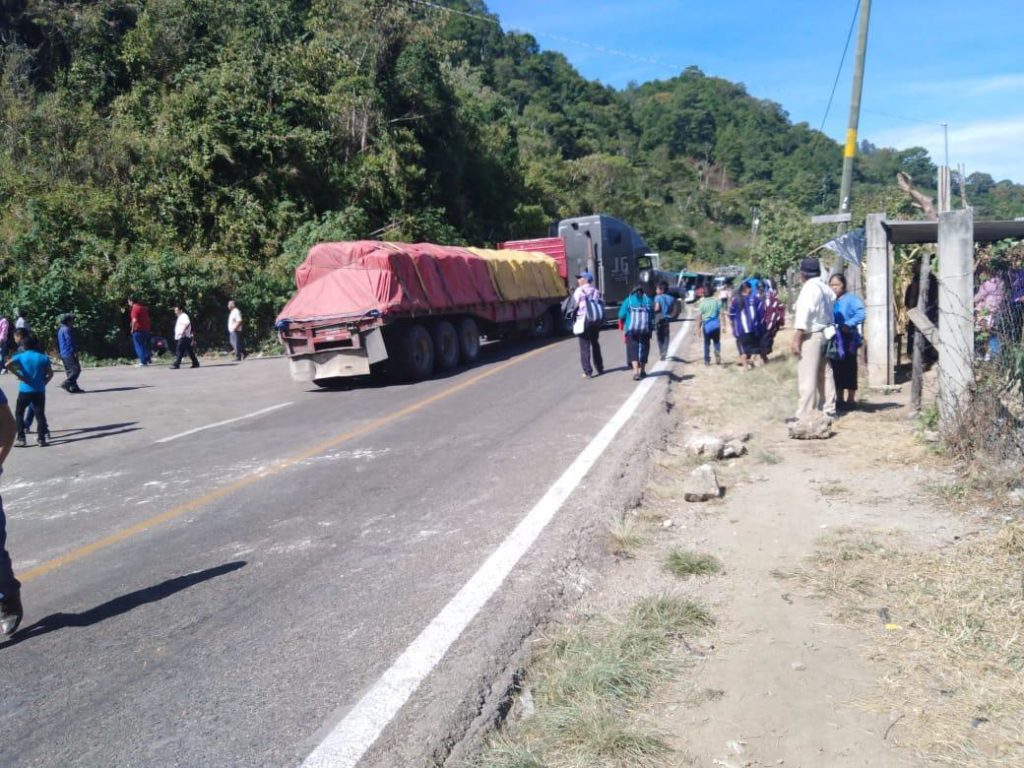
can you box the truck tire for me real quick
[432,320,459,372]
[457,317,481,364]
[396,323,435,381]
[529,307,555,339]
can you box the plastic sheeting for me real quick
[278,241,565,323]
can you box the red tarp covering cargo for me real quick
[277,241,562,324]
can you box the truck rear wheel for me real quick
[529,307,555,339]
[397,323,435,381]
[432,320,459,372]
[457,317,481,363]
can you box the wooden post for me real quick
[865,213,893,387]
[910,252,932,410]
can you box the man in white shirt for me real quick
[171,304,200,369]
[790,258,836,419]
[227,300,245,361]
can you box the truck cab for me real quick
[557,215,649,307]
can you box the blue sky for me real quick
[482,0,1024,184]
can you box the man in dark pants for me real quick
[57,313,84,393]
[653,281,674,361]
[7,335,52,447]
[572,271,604,378]
[0,386,21,638]
[171,303,200,369]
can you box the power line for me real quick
[819,0,860,132]
[407,0,684,76]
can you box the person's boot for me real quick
[0,589,23,638]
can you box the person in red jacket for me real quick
[128,296,152,366]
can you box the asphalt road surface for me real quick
[0,325,689,768]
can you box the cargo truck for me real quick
[276,215,667,386]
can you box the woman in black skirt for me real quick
[828,274,865,410]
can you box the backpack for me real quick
[627,300,651,334]
[584,294,605,325]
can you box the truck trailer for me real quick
[276,240,566,385]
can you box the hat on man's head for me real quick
[799,257,821,276]
[576,271,594,281]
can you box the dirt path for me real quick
[645,327,965,767]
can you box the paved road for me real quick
[0,327,688,768]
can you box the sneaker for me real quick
[190,363,200,369]
[37,436,48,447]
[135,362,144,367]
[0,590,23,639]
[170,365,180,369]
[14,436,26,448]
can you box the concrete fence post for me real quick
[865,213,893,387]
[937,208,975,427]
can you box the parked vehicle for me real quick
[277,215,664,386]
[277,241,566,385]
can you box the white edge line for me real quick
[299,319,693,768]
[155,402,294,444]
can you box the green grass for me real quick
[663,549,722,579]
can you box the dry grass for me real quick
[798,524,1024,766]
[475,596,713,768]
[607,515,645,558]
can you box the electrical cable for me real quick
[819,0,861,132]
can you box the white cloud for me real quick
[908,73,1024,97]
[868,115,1024,184]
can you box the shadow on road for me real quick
[306,336,566,392]
[0,561,247,649]
[81,386,153,394]
[48,422,141,445]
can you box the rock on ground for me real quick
[684,464,722,502]
[686,432,725,458]
[722,440,747,458]
[788,413,832,440]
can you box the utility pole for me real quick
[835,0,872,238]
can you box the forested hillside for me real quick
[2,0,1022,354]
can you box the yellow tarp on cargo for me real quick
[465,248,565,302]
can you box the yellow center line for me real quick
[19,343,558,584]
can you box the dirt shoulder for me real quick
[474,321,1024,768]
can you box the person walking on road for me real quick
[171,304,200,369]
[128,296,152,367]
[13,309,29,334]
[653,282,674,361]
[790,258,837,421]
[0,314,9,374]
[57,314,84,393]
[572,272,604,379]
[227,300,245,361]
[7,335,53,447]
[697,288,723,366]
[618,285,654,381]
[0,385,22,638]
